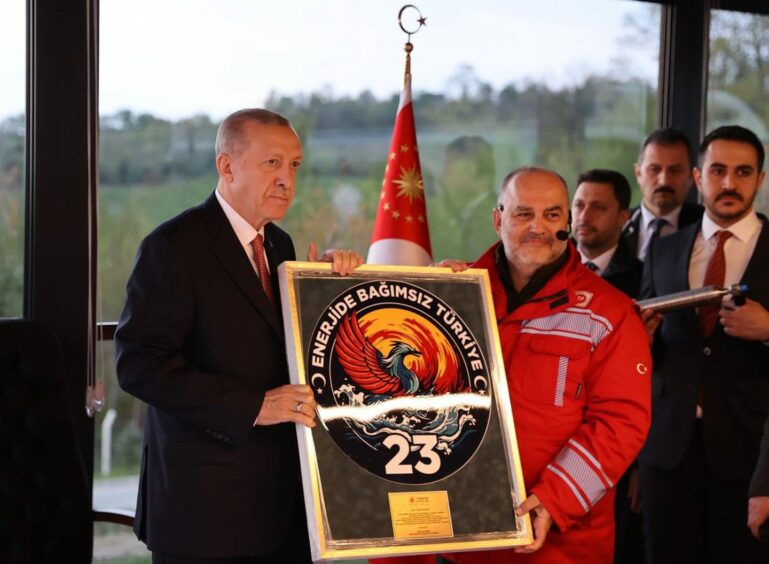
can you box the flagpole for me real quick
[398,4,425,85]
[404,42,412,86]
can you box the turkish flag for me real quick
[367,74,432,265]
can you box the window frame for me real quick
[26,0,99,507]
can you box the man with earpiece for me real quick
[622,127,703,261]
[438,166,651,564]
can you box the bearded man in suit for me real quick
[572,168,647,564]
[572,168,642,298]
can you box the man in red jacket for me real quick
[439,166,652,563]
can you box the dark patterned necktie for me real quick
[584,261,599,272]
[250,233,275,305]
[698,230,732,337]
[648,217,669,248]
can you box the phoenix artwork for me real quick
[308,281,491,484]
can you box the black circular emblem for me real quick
[307,280,491,484]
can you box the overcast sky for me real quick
[0,0,659,122]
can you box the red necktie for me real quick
[698,230,732,337]
[250,234,275,305]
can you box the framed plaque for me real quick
[278,262,532,561]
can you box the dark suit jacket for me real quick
[621,200,704,258]
[750,415,769,497]
[602,238,643,299]
[115,193,299,558]
[638,216,769,484]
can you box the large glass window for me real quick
[0,1,25,318]
[707,9,769,215]
[94,1,660,559]
[97,3,661,324]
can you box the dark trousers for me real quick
[152,491,312,564]
[614,467,646,564]
[639,422,769,564]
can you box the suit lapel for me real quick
[740,219,769,308]
[621,207,642,259]
[676,222,700,291]
[674,222,701,327]
[603,238,632,278]
[201,193,282,337]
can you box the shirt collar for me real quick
[640,201,682,230]
[578,243,617,273]
[701,209,760,243]
[215,189,263,247]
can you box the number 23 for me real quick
[383,434,441,475]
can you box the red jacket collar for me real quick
[474,240,582,321]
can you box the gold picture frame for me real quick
[278,262,532,561]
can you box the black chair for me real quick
[0,319,96,563]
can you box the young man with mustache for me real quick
[623,128,704,260]
[639,125,769,563]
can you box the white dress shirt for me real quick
[215,189,268,275]
[578,244,617,276]
[638,202,682,260]
[688,211,761,291]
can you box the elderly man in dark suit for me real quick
[623,127,703,260]
[115,108,361,564]
[639,125,769,563]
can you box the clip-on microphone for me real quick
[556,211,572,241]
